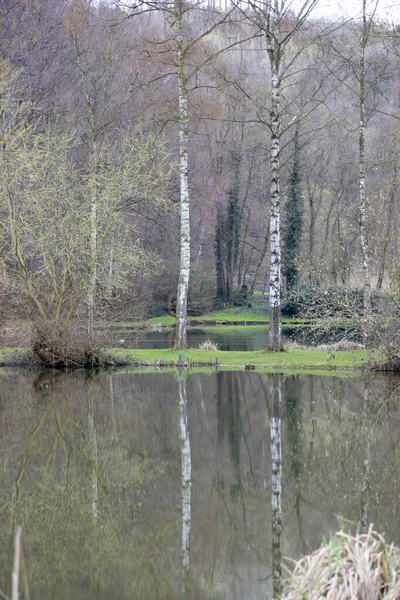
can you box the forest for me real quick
[4,3,400,598]
[1,0,400,363]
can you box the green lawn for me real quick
[107,347,369,371]
[116,306,305,328]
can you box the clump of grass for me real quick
[283,526,400,599]
[198,339,220,351]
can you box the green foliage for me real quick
[232,285,249,306]
[282,127,303,290]
[0,68,171,364]
[215,157,243,303]
[188,263,217,314]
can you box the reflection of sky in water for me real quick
[0,371,399,599]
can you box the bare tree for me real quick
[238,0,320,350]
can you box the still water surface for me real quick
[111,326,298,351]
[0,370,399,599]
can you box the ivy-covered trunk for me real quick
[282,126,303,290]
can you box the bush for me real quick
[31,322,104,368]
[232,284,249,307]
[282,285,382,318]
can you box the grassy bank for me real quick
[0,345,377,372]
[107,347,369,371]
[111,308,305,329]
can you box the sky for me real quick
[310,0,400,24]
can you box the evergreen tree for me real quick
[282,127,303,290]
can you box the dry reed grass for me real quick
[198,339,220,351]
[283,526,400,600]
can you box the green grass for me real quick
[197,306,267,322]
[107,347,369,371]
[111,306,305,328]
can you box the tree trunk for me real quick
[377,159,396,290]
[175,19,191,350]
[268,57,282,351]
[359,0,371,314]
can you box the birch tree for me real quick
[174,0,191,349]
[117,0,245,348]
[239,0,319,350]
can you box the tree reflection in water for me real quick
[269,374,283,599]
[177,373,191,599]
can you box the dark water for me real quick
[1,369,399,599]
[109,326,299,351]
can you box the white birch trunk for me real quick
[175,29,191,350]
[270,374,282,598]
[178,377,191,598]
[359,0,371,316]
[267,4,282,351]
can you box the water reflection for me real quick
[109,326,298,351]
[177,373,191,598]
[361,382,371,528]
[0,370,400,598]
[269,375,283,598]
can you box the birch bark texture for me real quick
[267,0,282,351]
[175,4,191,349]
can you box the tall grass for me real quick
[284,526,400,599]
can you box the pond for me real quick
[108,325,300,351]
[0,369,399,599]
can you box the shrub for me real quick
[282,285,382,318]
[31,322,104,368]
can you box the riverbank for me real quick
[0,346,371,371]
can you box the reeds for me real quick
[198,339,220,351]
[284,526,400,599]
